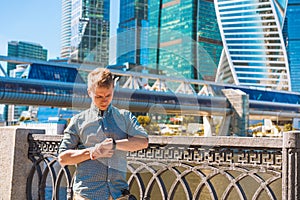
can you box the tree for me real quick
[137,116,151,127]
[283,123,293,132]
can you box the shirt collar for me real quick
[90,103,112,117]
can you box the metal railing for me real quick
[26,132,300,200]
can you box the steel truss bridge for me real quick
[1,55,300,135]
[1,69,300,120]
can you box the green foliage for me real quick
[145,123,160,135]
[19,116,26,121]
[137,115,161,135]
[137,115,151,127]
[19,116,31,121]
[215,123,221,135]
[283,123,293,131]
[275,125,281,132]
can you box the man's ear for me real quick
[87,89,92,98]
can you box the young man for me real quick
[58,68,148,200]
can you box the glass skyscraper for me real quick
[147,0,222,81]
[5,41,47,122]
[7,41,47,75]
[69,0,110,66]
[214,0,290,91]
[7,65,29,121]
[60,0,72,58]
[116,0,149,66]
[284,0,300,92]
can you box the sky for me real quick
[0,0,119,115]
[0,0,119,61]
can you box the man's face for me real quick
[89,85,114,110]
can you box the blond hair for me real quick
[87,68,113,92]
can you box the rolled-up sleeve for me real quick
[58,117,81,154]
[126,111,148,138]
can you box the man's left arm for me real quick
[114,136,148,152]
[117,110,149,152]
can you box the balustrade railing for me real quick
[27,133,300,200]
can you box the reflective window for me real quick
[26,63,85,83]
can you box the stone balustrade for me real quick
[1,127,300,199]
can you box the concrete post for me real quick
[222,89,249,136]
[203,116,213,136]
[282,131,300,200]
[218,115,231,136]
[0,127,44,200]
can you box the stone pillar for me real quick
[222,89,249,136]
[218,115,231,136]
[0,127,44,200]
[282,131,300,200]
[203,116,213,136]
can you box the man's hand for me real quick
[89,138,114,160]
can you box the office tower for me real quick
[60,0,72,58]
[7,41,47,75]
[69,0,110,67]
[6,65,29,121]
[148,0,222,81]
[284,0,300,92]
[116,0,149,66]
[4,41,47,121]
[214,0,290,91]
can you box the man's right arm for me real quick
[58,117,92,166]
[58,149,91,166]
[58,138,115,166]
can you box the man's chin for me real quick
[100,106,108,110]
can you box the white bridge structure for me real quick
[1,68,300,137]
[1,55,300,136]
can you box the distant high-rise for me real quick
[60,0,72,58]
[116,0,149,66]
[214,0,290,91]
[6,65,29,122]
[69,0,110,66]
[284,0,300,92]
[5,41,47,122]
[148,0,222,81]
[7,41,47,75]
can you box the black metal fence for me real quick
[27,133,299,200]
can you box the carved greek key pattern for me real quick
[28,134,282,170]
[127,146,282,170]
[28,134,61,156]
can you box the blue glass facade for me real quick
[214,0,290,90]
[22,63,85,83]
[116,0,148,66]
[5,41,48,121]
[70,0,110,66]
[7,41,47,75]
[197,0,223,81]
[148,0,222,81]
[284,0,300,92]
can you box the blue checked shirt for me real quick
[58,103,148,200]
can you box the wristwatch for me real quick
[112,138,117,150]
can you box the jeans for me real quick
[73,193,134,200]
